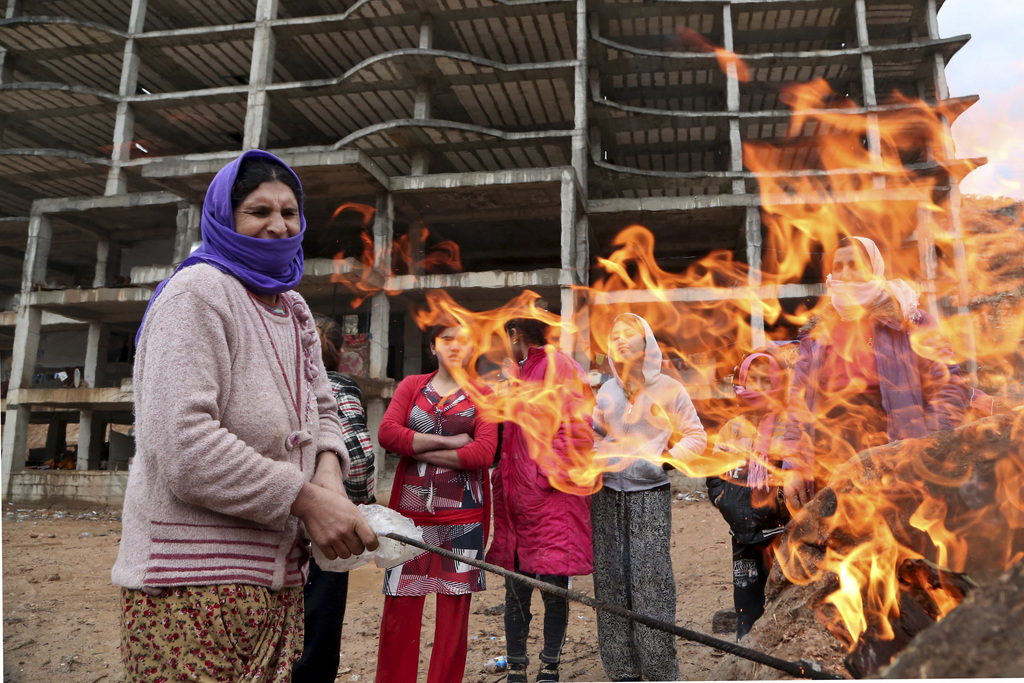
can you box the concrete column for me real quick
[744,207,765,348]
[915,205,940,318]
[84,322,110,388]
[243,0,280,150]
[560,287,579,358]
[365,397,387,496]
[572,0,588,194]
[723,4,745,194]
[560,172,579,355]
[402,318,423,377]
[559,174,578,275]
[1,405,30,500]
[77,410,106,471]
[173,202,201,262]
[410,16,433,175]
[368,193,392,377]
[43,414,67,461]
[368,191,393,482]
[5,0,22,18]
[93,238,121,288]
[408,222,426,275]
[372,191,394,277]
[1,305,41,500]
[0,49,14,84]
[105,0,148,195]
[366,191,393,491]
[854,0,884,188]
[925,0,949,101]
[571,293,591,369]
[22,212,52,294]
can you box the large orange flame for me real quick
[324,40,1024,654]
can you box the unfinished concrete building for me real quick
[0,0,974,505]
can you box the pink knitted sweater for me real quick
[111,264,349,591]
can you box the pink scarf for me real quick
[733,352,784,491]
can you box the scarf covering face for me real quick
[733,351,785,491]
[826,236,919,322]
[136,149,306,344]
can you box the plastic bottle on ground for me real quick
[483,656,508,673]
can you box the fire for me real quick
[407,289,601,495]
[744,72,1024,649]
[324,40,1024,658]
[330,205,464,306]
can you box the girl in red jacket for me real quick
[488,318,595,683]
[375,322,499,683]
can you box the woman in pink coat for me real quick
[488,317,595,683]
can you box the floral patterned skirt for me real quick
[120,584,303,683]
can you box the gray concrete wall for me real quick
[9,471,129,508]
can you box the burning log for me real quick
[879,559,1024,678]
[710,410,1024,680]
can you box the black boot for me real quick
[536,663,559,682]
[507,663,528,683]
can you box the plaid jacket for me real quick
[327,371,376,504]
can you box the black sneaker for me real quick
[507,663,528,683]
[536,664,559,682]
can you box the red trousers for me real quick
[375,593,472,683]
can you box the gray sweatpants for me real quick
[591,485,680,682]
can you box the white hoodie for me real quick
[592,314,708,492]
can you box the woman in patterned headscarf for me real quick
[782,236,969,510]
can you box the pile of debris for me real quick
[710,410,1024,679]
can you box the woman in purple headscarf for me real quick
[112,150,377,683]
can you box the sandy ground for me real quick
[2,496,734,683]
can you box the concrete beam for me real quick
[129,265,173,286]
[387,268,572,293]
[591,283,827,306]
[6,386,135,410]
[135,148,390,192]
[31,191,181,215]
[0,310,83,328]
[25,287,152,324]
[390,167,580,196]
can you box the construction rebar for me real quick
[382,532,842,680]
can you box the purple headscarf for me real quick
[136,149,305,344]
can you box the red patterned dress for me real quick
[384,380,487,596]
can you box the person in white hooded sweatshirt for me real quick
[590,313,707,682]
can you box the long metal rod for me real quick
[382,532,842,680]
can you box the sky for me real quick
[938,0,1024,198]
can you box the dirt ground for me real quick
[2,496,734,683]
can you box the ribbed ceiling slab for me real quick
[0,151,109,217]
